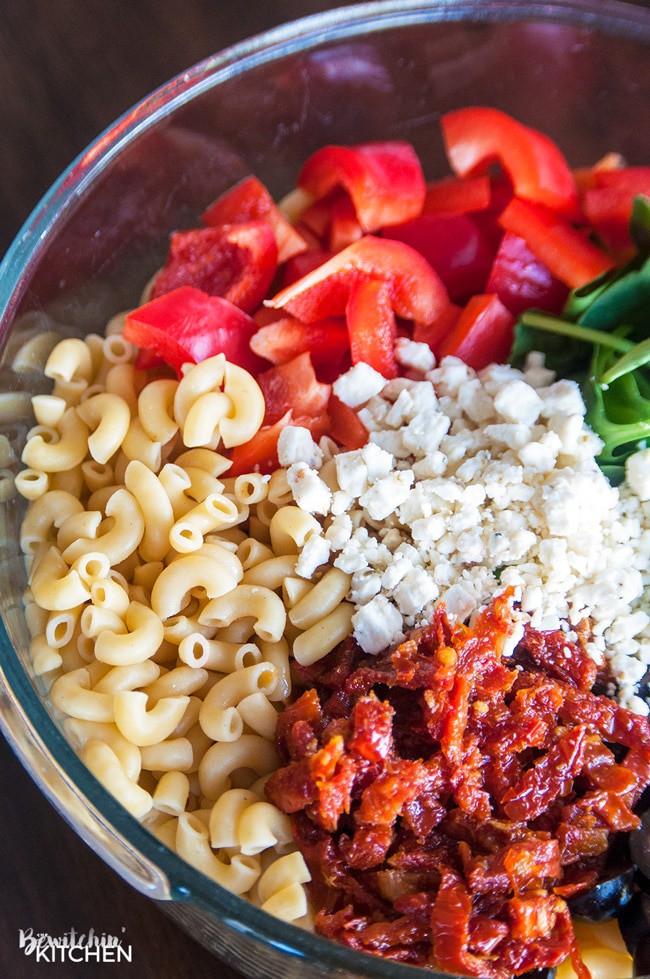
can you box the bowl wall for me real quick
[0,3,649,978]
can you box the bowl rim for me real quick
[1,1,649,976]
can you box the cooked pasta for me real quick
[14,337,352,921]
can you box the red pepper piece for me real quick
[441,107,580,218]
[249,316,349,373]
[123,285,265,376]
[423,175,492,215]
[151,221,278,313]
[383,213,498,302]
[201,176,307,263]
[268,235,450,326]
[498,198,615,289]
[282,248,333,288]
[412,302,461,356]
[328,194,364,252]
[583,166,650,250]
[502,726,587,822]
[257,351,331,425]
[298,141,426,231]
[327,394,368,449]
[346,278,398,378]
[300,193,337,240]
[486,231,569,317]
[438,293,514,370]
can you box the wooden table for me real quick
[0,3,350,976]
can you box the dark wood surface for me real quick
[0,3,353,977]
[1,2,649,978]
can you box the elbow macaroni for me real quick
[17,334,359,922]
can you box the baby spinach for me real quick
[510,199,650,484]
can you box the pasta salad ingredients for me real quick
[267,591,650,976]
[10,106,650,979]
[275,356,650,713]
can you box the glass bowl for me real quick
[0,2,649,977]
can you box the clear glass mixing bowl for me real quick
[0,2,648,977]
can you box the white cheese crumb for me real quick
[627,449,650,502]
[494,380,544,427]
[278,356,650,714]
[332,362,387,407]
[351,595,404,654]
[286,464,331,515]
[394,337,436,373]
[295,535,331,579]
[277,426,323,469]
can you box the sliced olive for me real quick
[568,868,635,921]
[518,970,556,979]
[631,811,650,879]
[634,932,650,978]
[618,892,650,955]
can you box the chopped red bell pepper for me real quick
[328,194,364,252]
[441,107,580,218]
[346,278,398,379]
[123,285,265,375]
[257,352,331,425]
[249,316,349,374]
[282,248,334,288]
[150,221,278,313]
[412,302,461,356]
[438,293,514,370]
[327,394,368,450]
[423,175,492,215]
[382,213,498,302]
[228,410,328,476]
[583,167,650,251]
[498,198,615,289]
[486,231,569,317]
[572,153,625,192]
[298,142,426,231]
[267,235,450,326]
[201,176,307,263]
[300,193,337,240]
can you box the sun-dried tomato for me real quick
[265,593,650,977]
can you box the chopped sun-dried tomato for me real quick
[265,592,650,977]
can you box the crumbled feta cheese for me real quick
[361,442,394,482]
[295,535,331,579]
[394,337,436,373]
[351,595,404,654]
[325,514,353,549]
[277,426,323,469]
[286,464,331,515]
[359,470,414,520]
[279,354,650,713]
[332,362,387,407]
[441,584,477,622]
[494,380,544,426]
[334,451,368,498]
[627,449,650,501]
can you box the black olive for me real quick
[632,812,650,877]
[619,892,650,955]
[635,932,650,977]
[568,867,635,921]
[517,971,556,979]
[636,869,650,896]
